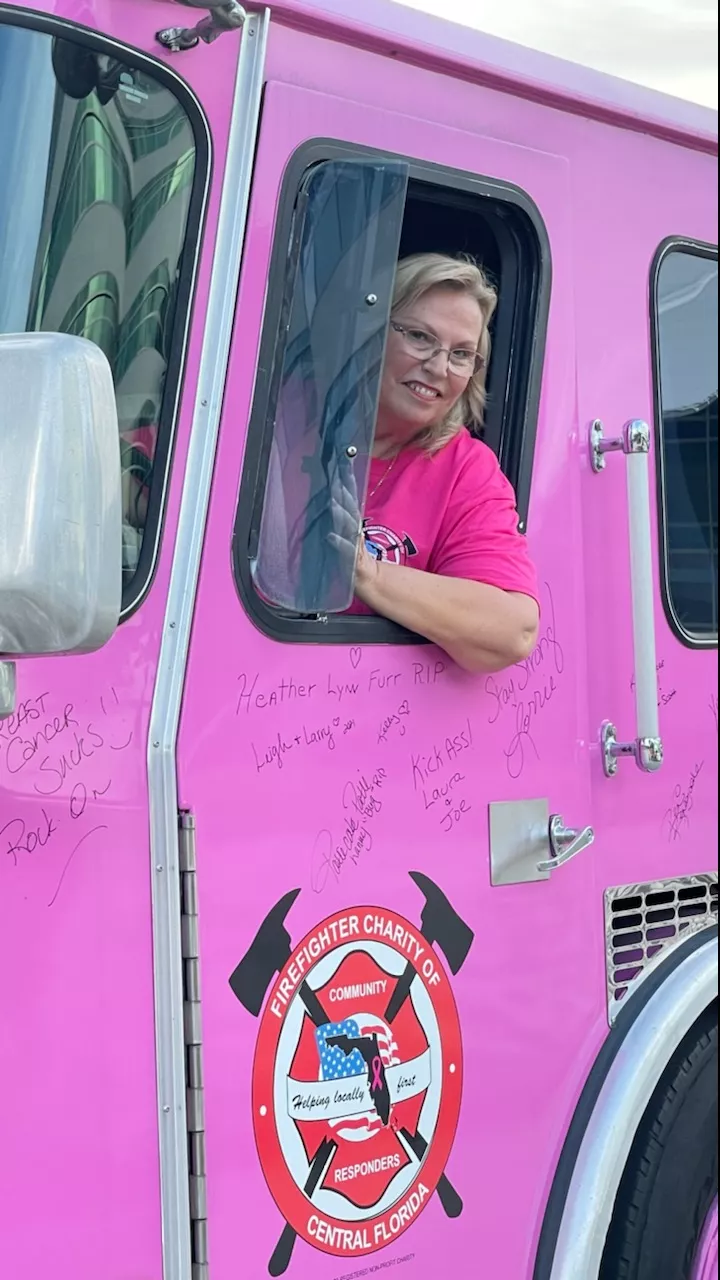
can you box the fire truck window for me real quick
[252,159,408,616]
[654,246,718,642]
[235,147,549,644]
[0,20,206,613]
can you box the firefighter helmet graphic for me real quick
[229,874,474,1274]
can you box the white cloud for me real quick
[396,0,718,108]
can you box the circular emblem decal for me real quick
[252,906,463,1260]
[363,522,417,566]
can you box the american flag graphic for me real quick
[316,1015,400,1142]
[315,1020,366,1080]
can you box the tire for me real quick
[600,1002,718,1280]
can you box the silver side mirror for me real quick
[0,332,122,659]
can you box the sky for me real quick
[397,0,718,108]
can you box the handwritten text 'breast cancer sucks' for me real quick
[0,688,132,903]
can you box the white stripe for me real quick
[146,13,270,1279]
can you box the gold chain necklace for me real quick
[367,451,401,502]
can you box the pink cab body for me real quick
[0,2,717,1280]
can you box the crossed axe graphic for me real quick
[229,872,474,1275]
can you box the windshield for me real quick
[0,20,201,602]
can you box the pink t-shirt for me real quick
[356,429,539,608]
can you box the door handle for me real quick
[537,814,595,874]
[590,419,664,777]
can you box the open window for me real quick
[233,141,550,644]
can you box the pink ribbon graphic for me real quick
[370,1056,384,1094]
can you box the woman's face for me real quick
[376,285,484,446]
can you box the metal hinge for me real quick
[179,811,208,1280]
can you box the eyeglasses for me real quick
[390,321,485,376]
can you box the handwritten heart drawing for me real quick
[350,647,362,669]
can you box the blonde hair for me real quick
[390,252,498,453]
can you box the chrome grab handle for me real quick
[590,419,664,777]
[537,814,595,874]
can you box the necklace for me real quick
[367,450,401,501]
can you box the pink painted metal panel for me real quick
[571,112,719,896]
[268,0,717,149]
[0,2,240,1275]
[177,78,602,1280]
[262,2,717,913]
[0,1,715,1278]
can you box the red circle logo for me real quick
[252,906,463,1260]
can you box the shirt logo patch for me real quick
[363,521,418,566]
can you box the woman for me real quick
[333,253,540,674]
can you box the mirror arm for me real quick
[156,1,247,52]
[0,661,16,720]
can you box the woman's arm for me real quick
[355,541,539,673]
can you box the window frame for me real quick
[650,235,718,650]
[0,4,212,619]
[233,138,552,646]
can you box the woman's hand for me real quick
[327,460,380,595]
[354,531,381,594]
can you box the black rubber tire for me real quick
[600,1002,718,1280]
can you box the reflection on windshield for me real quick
[0,23,197,591]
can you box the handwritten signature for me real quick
[421,770,472,834]
[251,716,356,773]
[237,666,411,716]
[663,762,704,843]
[410,720,473,792]
[410,721,473,833]
[631,659,677,709]
[310,768,387,892]
[342,768,387,822]
[377,700,411,745]
[485,582,565,778]
[237,671,317,715]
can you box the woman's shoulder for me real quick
[436,428,504,486]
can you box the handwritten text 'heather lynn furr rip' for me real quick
[236,658,447,715]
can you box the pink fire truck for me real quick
[0,2,717,1278]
